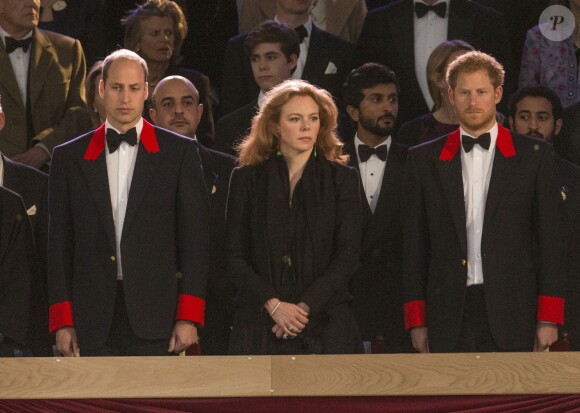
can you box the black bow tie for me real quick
[414,2,447,18]
[462,133,491,153]
[295,25,308,43]
[358,144,388,162]
[5,36,32,54]
[106,128,137,153]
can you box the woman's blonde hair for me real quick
[427,40,474,110]
[237,79,347,165]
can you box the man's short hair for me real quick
[446,51,505,89]
[343,63,399,109]
[243,20,300,61]
[102,49,149,84]
[508,86,563,121]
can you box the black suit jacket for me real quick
[353,0,514,125]
[402,125,566,352]
[48,120,209,350]
[555,155,580,350]
[196,143,236,355]
[2,155,52,355]
[0,187,38,346]
[215,100,258,156]
[345,140,410,352]
[220,24,353,116]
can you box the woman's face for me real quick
[92,75,106,122]
[137,16,175,64]
[276,95,320,158]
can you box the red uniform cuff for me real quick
[404,300,426,330]
[176,294,205,326]
[537,295,564,325]
[49,301,74,333]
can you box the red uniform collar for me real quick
[439,124,516,161]
[83,119,159,161]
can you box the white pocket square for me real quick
[324,61,337,75]
[26,205,37,216]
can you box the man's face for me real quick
[0,0,39,38]
[509,96,562,142]
[100,58,148,132]
[348,83,399,138]
[277,0,313,16]
[149,78,202,139]
[449,69,502,136]
[250,42,297,92]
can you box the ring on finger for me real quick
[282,333,289,340]
[288,325,294,331]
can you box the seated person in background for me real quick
[397,40,474,146]
[38,0,107,65]
[0,97,51,356]
[226,79,363,355]
[518,0,580,109]
[353,0,515,126]
[0,0,91,170]
[84,60,106,129]
[0,187,38,357]
[216,20,299,155]
[122,0,215,147]
[221,0,353,116]
[238,0,368,43]
[508,85,580,351]
[150,76,235,355]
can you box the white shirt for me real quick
[413,0,449,110]
[275,16,313,80]
[354,134,391,213]
[105,118,143,280]
[461,123,498,286]
[0,25,32,106]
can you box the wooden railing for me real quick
[1,353,580,399]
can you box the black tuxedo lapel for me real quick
[0,42,24,109]
[436,151,467,256]
[483,146,521,228]
[79,152,116,251]
[302,25,328,82]
[345,143,373,220]
[447,0,474,41]
[122,143,160,238]
[29,30,53,109]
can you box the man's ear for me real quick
[346,105,359,122]
[555,118,563,136]
[508,116,515,130]
[149,108,157,124]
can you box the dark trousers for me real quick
[82,281,175,357]
[452,285,502,352]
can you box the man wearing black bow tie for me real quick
[0,0,90,169]
[48,49,209,356]
[402,51,566,353]
[343,63,410,353]
[353,0,514,126]
[220,0,353,116]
